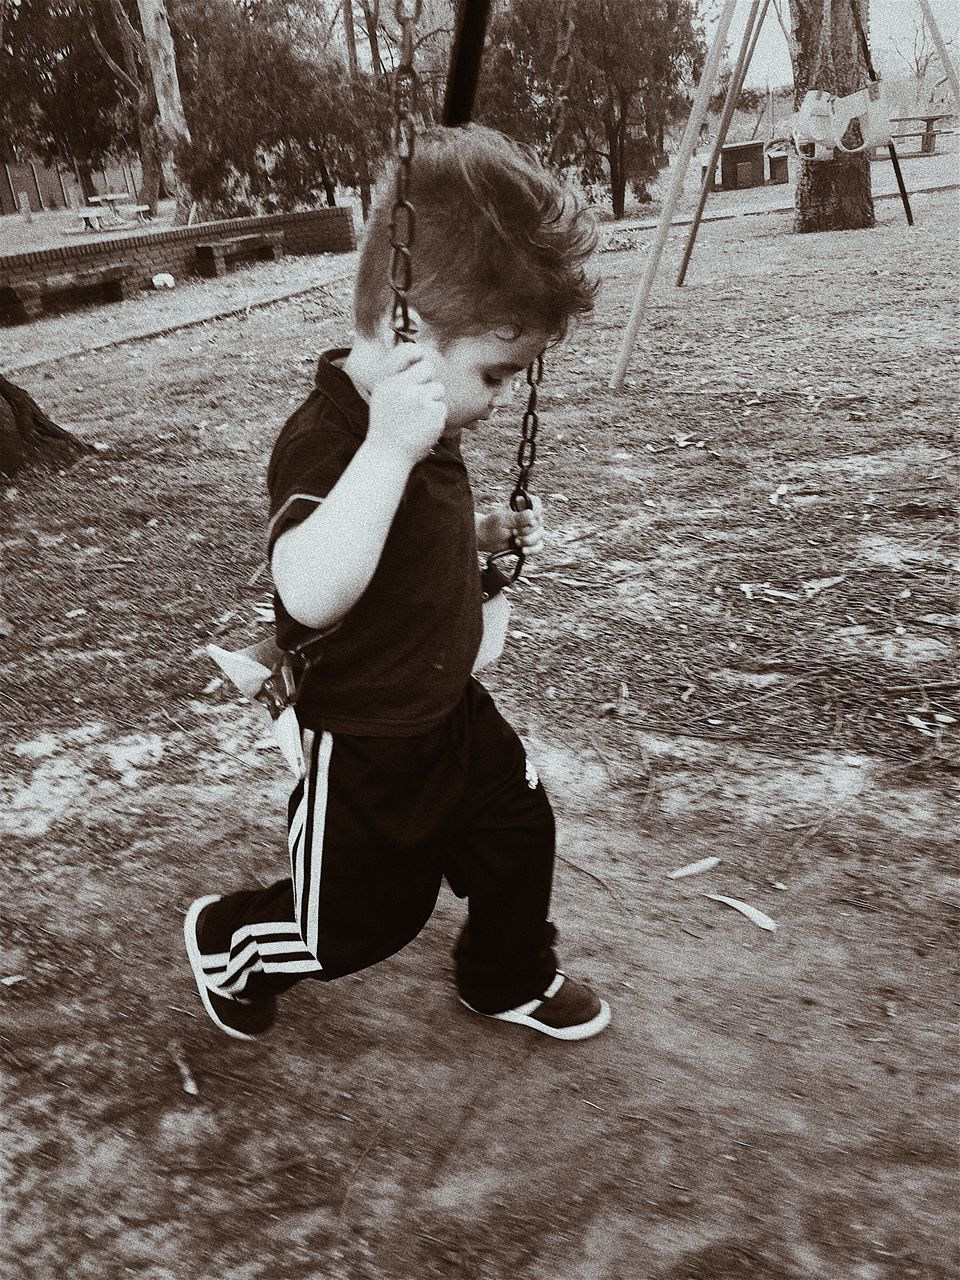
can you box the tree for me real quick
[84,0,167,214]
[0,376,89,479]
[173,0,382,216]
[0,0,132,196]
[135,0,191,217]
[475,0,703,219]
[787,0,875,233]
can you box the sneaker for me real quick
[461,972,611,1041]
[183,895,276,1041]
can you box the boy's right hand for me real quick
[367,345,447,465]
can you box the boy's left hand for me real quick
[479,496,544,556]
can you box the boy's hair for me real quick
[354,124,598,345]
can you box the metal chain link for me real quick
[485,353,543,588]
[388,0,542,592]
[390,0,423,343]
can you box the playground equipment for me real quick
[610,0,958,389]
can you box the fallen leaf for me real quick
[668,856,720,879]
[168,1040,199,1096]
[769,483,789,505]
[906,715,936,736]
[916,613,960,630]
[0,617,12,638]
[1,975,27,986]
[704,894,777,931]
[802,575,845,598]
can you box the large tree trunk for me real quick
[135,0,192,222]
[789,0,875,232]
[0,377,90,478]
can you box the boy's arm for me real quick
[272,347,447,631]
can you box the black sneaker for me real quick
[183,895,276,1041]
[461,972,611,1041]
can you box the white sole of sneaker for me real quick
[183,894,257,1042]
[460,996,612,1041]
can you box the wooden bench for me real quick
[0,262,136,326]
[195,230,285,278]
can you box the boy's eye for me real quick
[483,374,506,388]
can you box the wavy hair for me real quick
[354,124,598,345]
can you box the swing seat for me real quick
[788,83,891,159]
[207,589,511,779]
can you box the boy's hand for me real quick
[368,345,447,465]
[478,496,544,556]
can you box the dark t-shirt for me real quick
[266,349,484,736]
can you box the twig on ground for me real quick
[587,735,619,785]
[336,1117,391,1221]
[558,853,628,910]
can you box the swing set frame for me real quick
[609,0,959,388]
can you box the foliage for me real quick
[708,67,764,115]
[172,0,392,216]
[0,0,133,176]
[474,0,704,219]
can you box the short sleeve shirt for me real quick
[266,349,483,736]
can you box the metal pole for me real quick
[917,0,960,112]
[610,0,740,390]
[677,0,770,287]
[849,0,913,227]
[442,0,493,127]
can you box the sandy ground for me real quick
[1,189,958,1279]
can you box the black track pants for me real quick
[197,680,558,1015]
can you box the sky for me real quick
[711,0,960,88]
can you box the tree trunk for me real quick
[358,0,385,79]
[137,112,164,213]
[110,2,163,215]
[343,0,372,218]
[607,122,626,219]
[789,0,875,232]
[0,377,90,479]
[316,153,337,207]
[135,0,192,221]
[76,161,98,201]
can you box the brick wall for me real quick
[0,207,356,289]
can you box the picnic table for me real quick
[90,192,131,222]
[75,207,111,232]
[73,200,152,233]
[882,113,955,157]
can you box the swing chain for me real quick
[510,354,543,516]
[390,0,423,343]
[482,353,543,595]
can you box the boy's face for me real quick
[418,328,549,436]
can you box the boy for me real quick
[184,125,610,1043]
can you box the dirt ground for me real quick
[1,188,958,1280]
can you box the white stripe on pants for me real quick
[206,731,332,996]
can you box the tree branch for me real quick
[86,9,141,98]
[109,0,146,60]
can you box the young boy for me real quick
[184,125,610,1043]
